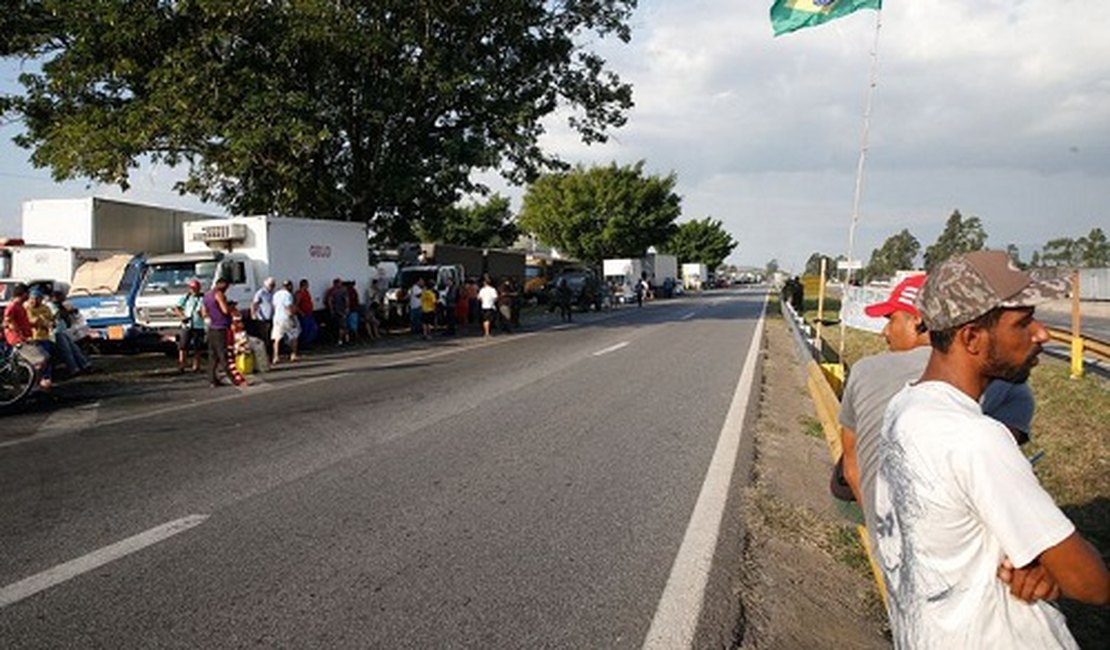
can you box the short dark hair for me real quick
[930,307,1004,352]
[12,283,28,298]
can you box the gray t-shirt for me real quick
[839,345,931,517]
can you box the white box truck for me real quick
[0,243,117,286]
[135,216,372,340]
[643,253,678,295]
[682,262,708,291]
[21,197,216,252]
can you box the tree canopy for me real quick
[0,0,637,244]
[416,195,519,249]
[865,228,920,281]
[804,252,843,280]
[661,217,736,270]
[1035,228,1109,268]
[517,161,681,266]
[923,210,987,271]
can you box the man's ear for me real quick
[959,323,989,356]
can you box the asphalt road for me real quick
[0,289,766,649]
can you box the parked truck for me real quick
[135,216,373,344]
[642,253,678,297]
[681,262,709,291]
[0,242,118,286]
[66,254,149,348]
[382,243,525,326]
[21,197,214,253]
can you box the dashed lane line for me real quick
[592,341,630,357]
[0,514,209,608]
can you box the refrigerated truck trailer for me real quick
[21,196,216,252]
[135,216,373,339]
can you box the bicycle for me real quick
[0,341,38,410]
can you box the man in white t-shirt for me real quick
[477,276,498,337]
[873,250,1108,648]
[270,279,298,363]
[408,278,424,335]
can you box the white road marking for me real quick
[592,341,630,357]
[0,402,102,450]
[641,295,767,650]
[0,514,209,609]
[680,312,695,321]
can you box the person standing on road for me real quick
[409,277,425,336]
[326,278,350,346]
[871,251,1108,647]
[202,277,233,387]
[420,280,438,340]
[478,276,498,337]
[175,279,206,373]
[294,278,317,347]
[270,279,299,364]
[250,277,276,357]
[366,279,383,341]
[555,276,572,322]
[443,276,459,336]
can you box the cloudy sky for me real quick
[2,0,1107,272]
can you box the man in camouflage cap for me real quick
[869,250,1107,648]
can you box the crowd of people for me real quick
[180,272,529,387]
[828,251,1108,648]
[3,283,94,390]
[3,270,538,392]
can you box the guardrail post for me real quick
[1070,270,1083,379]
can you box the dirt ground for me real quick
[734,311,890,649]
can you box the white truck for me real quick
[681,262,709,291]
[642,253,678,296]
[0,242,117,287]
[135,216,373,341]
[21,196,214,254]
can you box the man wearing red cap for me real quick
[173,278,206,373]
[836,273,930,504]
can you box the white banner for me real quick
[840,285,892,334]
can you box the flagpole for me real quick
[839,9,882,362]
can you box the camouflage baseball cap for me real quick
[917,250,1067,330]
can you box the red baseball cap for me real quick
[864,273,926,318]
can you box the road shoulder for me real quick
[734,311,889,649]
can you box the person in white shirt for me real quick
[477,276,498,337]
[270,279,298,363]
[873,251,1108,649]
[408,278,424,335]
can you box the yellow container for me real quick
[235,353,254,375]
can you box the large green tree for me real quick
[1037,228,1110,268]
[864,228,920,281]
[803,252,843,280]
[416,195,519,249]
[661,217,737,270]
[1040,237,1080,267]
[517,161,681,266]
[923,210,987,271]
[1078,227,1109,267]
[0,0,636,244]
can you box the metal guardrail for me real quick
[1046,326,1110,362]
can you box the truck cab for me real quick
[383,264,464,325]
[134,250,257,343]
[67,254,149,348]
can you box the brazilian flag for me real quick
[770,0,882,37]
